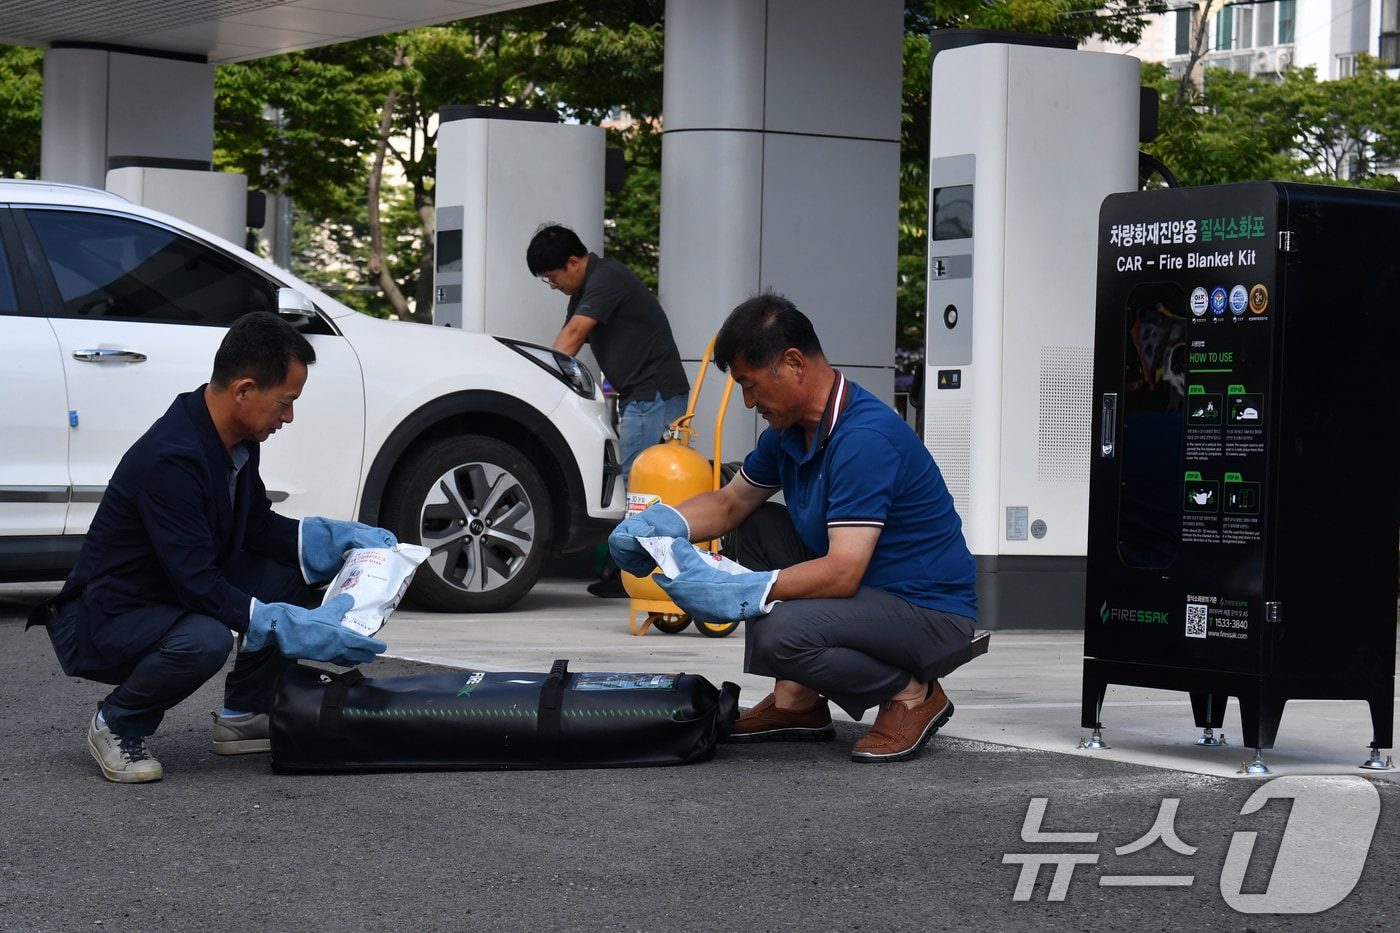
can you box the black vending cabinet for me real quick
[1083,182,1399,751]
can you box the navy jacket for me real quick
[62,386,299,674]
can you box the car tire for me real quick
[383,434,553,613]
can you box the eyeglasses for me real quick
[538,257,577,287]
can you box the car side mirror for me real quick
[277,287,318,327]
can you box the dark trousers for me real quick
[733,503,975,720]
[52,554,309,738]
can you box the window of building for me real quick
[1383,0,1400,64]
[1258,3,1276,45]
[1176,7,1193,55]
[1215,7,1233,49]
[1279,0,1296,43]
[1236,6,1255,48]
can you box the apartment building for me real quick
[1090,0,1398,80]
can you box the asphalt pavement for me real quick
[2,579,1396,932]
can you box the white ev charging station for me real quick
[105,163,249,246]
[432,106,605,354]
[922,33,1143,628]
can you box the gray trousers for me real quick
[733,503,975,719]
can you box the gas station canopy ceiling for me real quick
[0,0,551,64]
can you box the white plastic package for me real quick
[321,543,432,636]
[637,536,750,579]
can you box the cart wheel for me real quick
[649,613,692,634]
[693,618,740,638]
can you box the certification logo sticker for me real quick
[1229,285,1249,316]
[1190,287,1209,317]
[1210,287,1228,317]
[1249,284,1269,314]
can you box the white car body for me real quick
[0,179,625,610]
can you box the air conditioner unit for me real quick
[1251,47,1293,77]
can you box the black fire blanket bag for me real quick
[270,659,740,772]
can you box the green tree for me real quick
[895,1,1166,371]
[602,125,663,291]
[526,5,667,286]
[0,45,44,179]
[215,40,404,315]
[1143,56,1400,190]
[1274,56,1400,187]
[215,43,392,218]
[213,3,664,322]
[896,32,932,385]
[1142,63,1292,186]
[906,0,1168,47]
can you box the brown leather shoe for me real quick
[726,692,835,743]
[850,681,954,763]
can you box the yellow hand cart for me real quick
[621,337,740,637]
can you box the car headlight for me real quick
[496,338,599,400]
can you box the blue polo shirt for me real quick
[739,372,977,617]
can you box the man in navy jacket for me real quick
[34,313,392,783]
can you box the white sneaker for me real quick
[87,713,163,784]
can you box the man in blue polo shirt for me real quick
[608,293,978,763]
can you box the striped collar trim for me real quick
[813,370,850,455]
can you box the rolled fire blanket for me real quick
[270,659,740,772]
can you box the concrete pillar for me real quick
[41,46,215,188]
[659,0,905,460]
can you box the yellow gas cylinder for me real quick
[621,439,714,634]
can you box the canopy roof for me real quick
[0,0,550,64]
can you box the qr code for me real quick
[1185,603,1208,638]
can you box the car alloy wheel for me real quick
[384,435,553,613]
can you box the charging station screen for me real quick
[437,229,462,272]
[931,185,973,240]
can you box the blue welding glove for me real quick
[607,503,691,577]
[652,539,779,623]
[299,516,398,584]
[244,594,386,666]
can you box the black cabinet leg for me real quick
[1189,692,1228,729]
[1366,691,1394,749]
[1081,662,1109,730]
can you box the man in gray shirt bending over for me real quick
[527,223,690,596]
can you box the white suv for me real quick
[0,179,624,611]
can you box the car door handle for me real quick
[72,349,148,363]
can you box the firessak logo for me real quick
[1099,601,1171,625]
